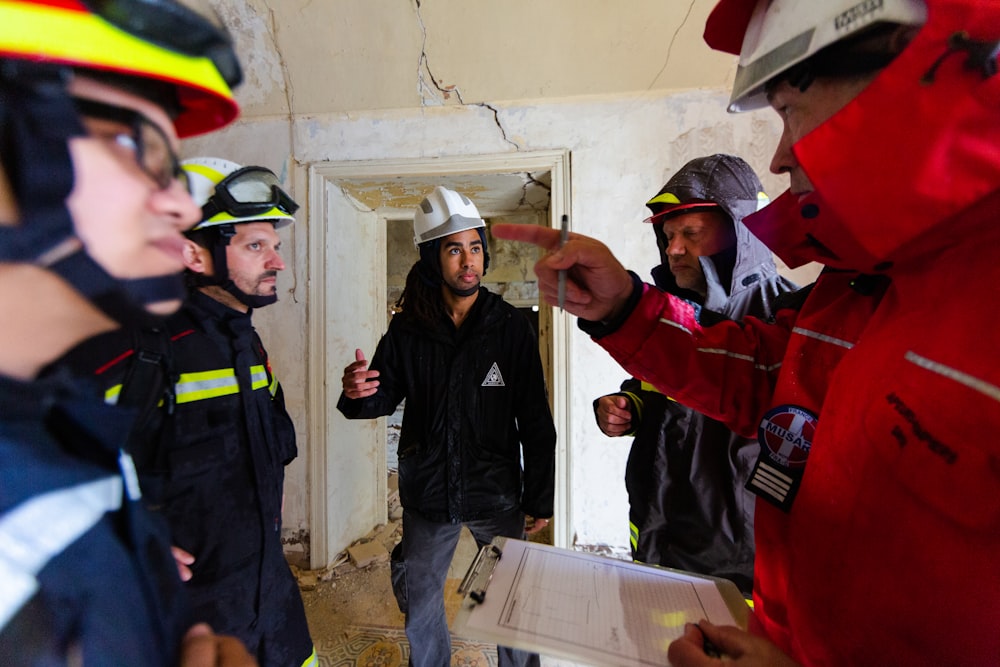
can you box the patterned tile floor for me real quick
[300,522,584,667]
[314,625,497,667]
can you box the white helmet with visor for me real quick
[715,0,927,112]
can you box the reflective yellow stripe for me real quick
[646,192,682,206]
[181,162,226,184]
[174,369,239,404]
[629,520,639,551]
[104,384,122,406]
[174,365,269,404]
[299,648,319,667]
[638,381,675,402]
[103,366,270,406]
[0,3,231,101]
[250,365,269,391]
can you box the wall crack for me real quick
[648,0,697,91]
[413,1,519,150]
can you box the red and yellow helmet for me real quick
[0,0,240,137]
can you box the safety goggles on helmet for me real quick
[73,97,187,192]
[79,0,242,89]
[199,166,300,221]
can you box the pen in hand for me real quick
[557,214,568,312]
[696,622,722,659]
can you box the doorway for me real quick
[306,152,572,569]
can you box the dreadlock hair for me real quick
[395,258,444,327]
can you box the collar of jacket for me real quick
[744,0,1000,273]
[396,286,506,338]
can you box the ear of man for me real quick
[182,239,212,275]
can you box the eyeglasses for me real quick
[73,97,187,192]
[200,166,300,220]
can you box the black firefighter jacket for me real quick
[338,287,556,524]
[607,213,798,596]
[56,290,313,667]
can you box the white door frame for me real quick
[306,150,572,568]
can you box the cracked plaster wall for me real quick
[185,0,821,558]
[182,89,821,555]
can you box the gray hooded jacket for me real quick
[604,154,798,594]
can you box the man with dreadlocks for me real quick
[338,186,556,667]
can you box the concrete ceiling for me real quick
[214,0,738,121]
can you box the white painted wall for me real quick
[182,88,820,562]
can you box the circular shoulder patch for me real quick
[757,405,818,469]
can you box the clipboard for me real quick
[452,537,748,666]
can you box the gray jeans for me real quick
[393,508,540,667]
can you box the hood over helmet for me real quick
[705,0,1000,273]
[645,153,769,227]
[413,186,490,296]
[0,0,241,325]
[182,157,297,309]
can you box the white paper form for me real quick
[452,539,745,667]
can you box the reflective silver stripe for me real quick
[905,351,1000,403]
[0,475,123,630]
[174,366,270,404]
[696,347,783,372]
[791,326,854,349]
[104,384,122,406]
[250,365,268,391]
[658,318,693,335]
[174,369,239,403]
[105,366,273,406]
[658,317,782,371]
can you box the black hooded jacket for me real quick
[338,287,556,523]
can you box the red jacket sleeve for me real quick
[593,282,796,439]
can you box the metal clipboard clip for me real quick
[458,541,503,605]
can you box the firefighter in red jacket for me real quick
[493,0,1000,664]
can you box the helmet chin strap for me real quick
[47,246,187,327]
[0,61,183,328]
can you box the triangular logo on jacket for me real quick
[481,362,505,387]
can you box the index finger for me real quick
[491,223,563,250]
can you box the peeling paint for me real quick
[412,2,519,150]
[214,0,286,107]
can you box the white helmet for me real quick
[182,157,297,230]
[412,186,485,247]
[711,0,926,112]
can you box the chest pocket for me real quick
[166,403,241,481]
[862,350,1000,530]
[165,366,253,481]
